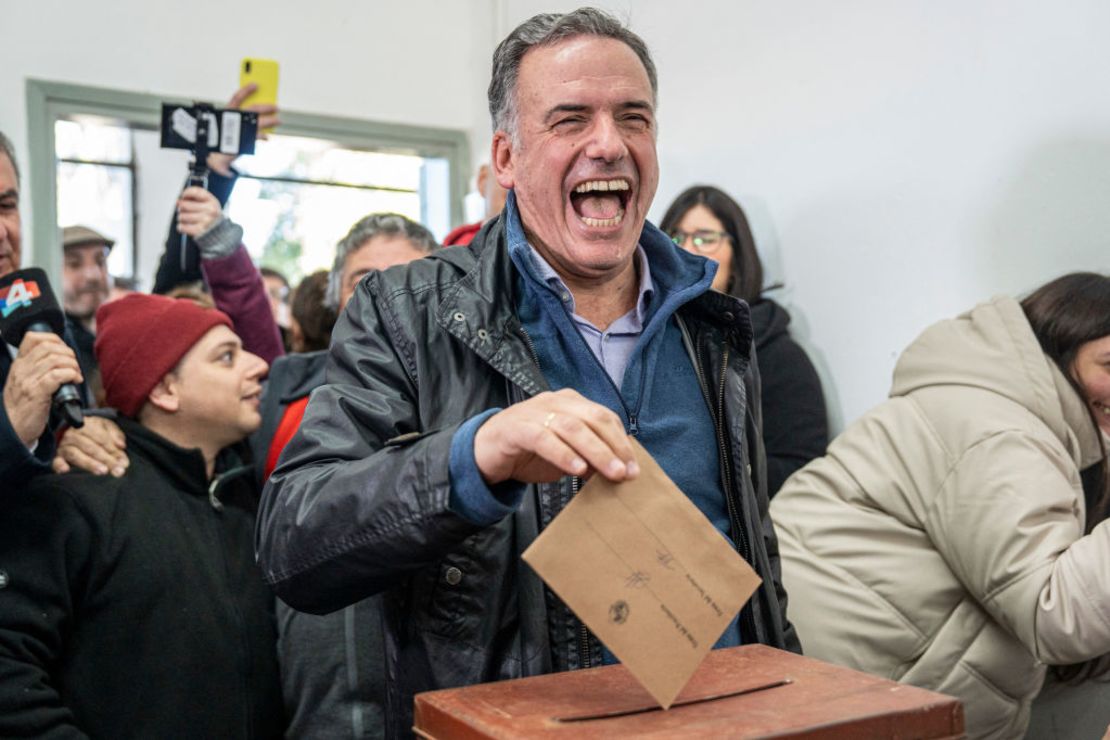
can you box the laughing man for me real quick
[257,8,799,738]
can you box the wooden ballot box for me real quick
[413,644,964,739]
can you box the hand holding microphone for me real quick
[0,268,85,441]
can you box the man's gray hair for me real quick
[325,213,439,310]
[0,130,20,186]
[488,7,658,138]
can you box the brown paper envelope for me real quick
[522,437,762,709]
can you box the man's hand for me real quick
[2,332,83,447]
[474,389,640,485]
[206,83,281,176]
[176,187,223,238]
[53,416,128,476]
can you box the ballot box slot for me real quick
[552,677,793,723]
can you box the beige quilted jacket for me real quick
[771,296,1108,739]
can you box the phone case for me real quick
[239,58,279,109]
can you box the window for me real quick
[54,118,136,278]
[30,81,469,290]
[226,133,450,282]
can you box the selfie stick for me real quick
[180,103,213,271]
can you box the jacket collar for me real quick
[117,416,252,499]
[271,350,329,404]
[436,192,756,390]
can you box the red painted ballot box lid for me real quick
[413,644,965,739]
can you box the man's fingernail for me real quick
[627,461,640,477]
[95,465,108,475]
[608,459,626,477]
[571,458,587,474]
[112,466,125,477]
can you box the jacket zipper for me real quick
[206,474,255,738]
[522,325,597,669]
[207,463,252,511]
[680,316,752,563]
[715,343,751,563]
[572,474,592,669]
[685,320,759,643]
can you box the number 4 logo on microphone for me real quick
[0,279,41,318]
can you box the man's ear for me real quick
[146,375,180,414]
[491,132,515,191]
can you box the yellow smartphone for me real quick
[239,58,279,131]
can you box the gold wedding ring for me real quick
[543,411,556,430]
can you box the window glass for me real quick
[54,118,452,286]
[55,119,135,278]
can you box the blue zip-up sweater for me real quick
[449,192,743,653]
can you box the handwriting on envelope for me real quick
[522,438,762,709]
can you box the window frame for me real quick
[26,79,470,287]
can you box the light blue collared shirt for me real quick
[521,244,654,388]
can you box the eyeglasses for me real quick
[669,230,729,253]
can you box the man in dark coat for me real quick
[257,9,799,738]
[0,130,87,487]
[0,293,285,738]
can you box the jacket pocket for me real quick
[414,521,515,644]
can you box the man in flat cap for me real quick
[61,224,113,395]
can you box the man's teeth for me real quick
[573,179,630,193]
[580,209,625,228]
[1095,401,1110,416]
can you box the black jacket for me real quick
[257,216,799,738]
[749,299,829,496]
[250,349,328,486]
[251,349,386,738]
[0,418,285,739]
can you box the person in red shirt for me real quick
[443,163,508,246]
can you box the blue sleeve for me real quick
[448,409,527,525]
[0,393,54,492]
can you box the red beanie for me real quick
[94,294,233,418]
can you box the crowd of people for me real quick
[0,7,1108,740]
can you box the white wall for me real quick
[0,0,495,275]
[500,0,1110,429]
[5,1,1110,429]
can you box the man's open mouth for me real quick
[569,179,632,228]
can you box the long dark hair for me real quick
[1021,271,1110,682]
[659,185,763,303]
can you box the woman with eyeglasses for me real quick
[659,185,828,497]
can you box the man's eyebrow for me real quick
[544,100,654,122]
[0,189,17,201]
[209,340,240,356]
[620,100,654,113]
[544,104,590,121]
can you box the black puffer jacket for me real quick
[257,216,799,738]
[749,299,829,496]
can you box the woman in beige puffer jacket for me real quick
[770,273,1110,740]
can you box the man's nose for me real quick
[584,116,628,163]
[82,262,104,283]
[246,351,269,380]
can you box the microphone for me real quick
[0,267,85,428]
